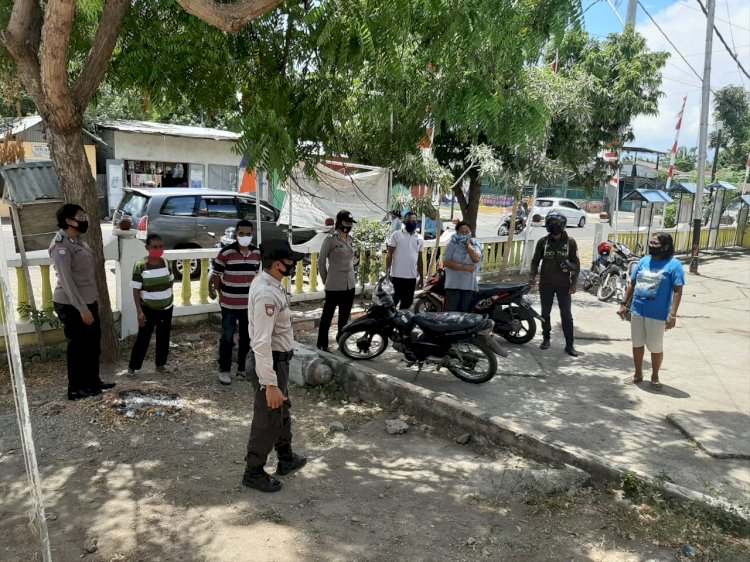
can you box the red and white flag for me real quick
[665,96,688,192]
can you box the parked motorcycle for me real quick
[413,266,540,344]
[497,213,527,236]
[338,278,503,384]
[581,242,613,293]
[595,242,640,302]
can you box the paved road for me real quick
[327,252,750,504]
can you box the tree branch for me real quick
[0,0,45,112]
[176,0,285,34]
[72,0,130,112]
[40,0,77,130]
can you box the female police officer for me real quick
[50,204,116,400]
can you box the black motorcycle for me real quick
[413,266,540,344]
[497,213,527,236]
[337,278,503,384]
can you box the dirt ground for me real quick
[1,324,747,562]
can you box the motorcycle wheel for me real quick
[494,305,537,344]
[414,296,441,313]
[582,277,593,291]
[446,338,497,384]
[597,273,618,301]
[337,330,388,360]
[498,226,509,236]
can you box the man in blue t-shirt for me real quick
[618,233,684,390]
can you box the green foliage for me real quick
[664,203,677,228]
[546,28,669,190]
[350,217,390,287]
[710,85,750,170]
[16,304,62,329]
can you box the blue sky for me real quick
[582,0,750,153]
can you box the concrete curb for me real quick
[299,344,750,535]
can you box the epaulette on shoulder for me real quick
[54,233,64,243]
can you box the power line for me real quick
[638,1,704,82]
[673,0,750,32]
[695,0,750,82]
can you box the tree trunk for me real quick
[46,127,120,362]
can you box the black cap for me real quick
[260,239,304,262]
[336,210,357,223]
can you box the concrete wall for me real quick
[112,131,240,169]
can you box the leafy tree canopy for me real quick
[710,85,750,170]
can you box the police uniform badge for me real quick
[265,304,276,316]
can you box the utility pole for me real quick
[709,124,722,183]
[625,0,637,27]
[690,0,716,275]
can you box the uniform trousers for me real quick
[317,288,355,349]
[539,285,574,345]
[54,301,101,392]
[128,306,173,370]
[245,350,294,468]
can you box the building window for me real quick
[207,164,238,191]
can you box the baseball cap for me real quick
[260,239,304,262]
[336,210,357,223]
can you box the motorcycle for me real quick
[497,213,527,236]
[596,242,640,302]
[413,266,540,344]
[338,278,504,384]
[581,242,614,293]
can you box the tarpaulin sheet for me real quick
[277,163,389,228]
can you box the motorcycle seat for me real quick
[476,282,528,297]
[414,312,487,334]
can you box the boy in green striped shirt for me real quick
[128,234,174,376]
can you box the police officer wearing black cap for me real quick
[242,239,307,492]
[316,210,357,351]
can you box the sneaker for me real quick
[277,452,308,476]
[539,339,550,350]
[67,388,100,401]
[564,346,579,357]
[242,467,282,493]
[217,371,232,385]
[236,371,247,380]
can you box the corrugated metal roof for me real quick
[668,182,697,195]
[622,189,673,204]
[707,181,737,191]
[0,160,61,206]
[96,120,241,141]
[8,115,43,136]
[740,195,750,206]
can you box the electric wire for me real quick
[695,0,750,82]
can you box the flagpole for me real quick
[664,96,688,194]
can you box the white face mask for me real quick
[237,235,253,247]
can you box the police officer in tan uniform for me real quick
[50,204,116,400]
[242,239,307,492]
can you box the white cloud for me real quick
[631,0,750,154]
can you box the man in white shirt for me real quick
[386,211,424,310]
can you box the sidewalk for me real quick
[303,253,750,505]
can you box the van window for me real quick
[200,197,239,218]
[118,192,149,219]
[161,196,198,217]
[238,198,275,222]
[535,200,553,207]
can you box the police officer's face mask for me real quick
[278,260,295,276]
[546,223,563,236]
[70,217,89,233]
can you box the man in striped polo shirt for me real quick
[212,220,262,385]
[128,234,174,376]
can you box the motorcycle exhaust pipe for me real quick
[486,335,510,358]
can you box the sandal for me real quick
[650,381,663,390]
[626,376,644,385]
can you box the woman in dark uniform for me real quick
[50,204,115,400]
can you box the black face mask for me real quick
[546,224,563,236]
[405,222,417,233]
[279,261,294,276]
[339,225,352,234]
[648,246,667,259]
[72,220,89,234]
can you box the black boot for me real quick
[242,465,282,493]
[564,345,579,357]
[277,451,308,476]
[539,339,550,350]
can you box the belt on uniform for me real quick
[272,350,294,361]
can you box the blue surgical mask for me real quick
[453,233,470,244]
